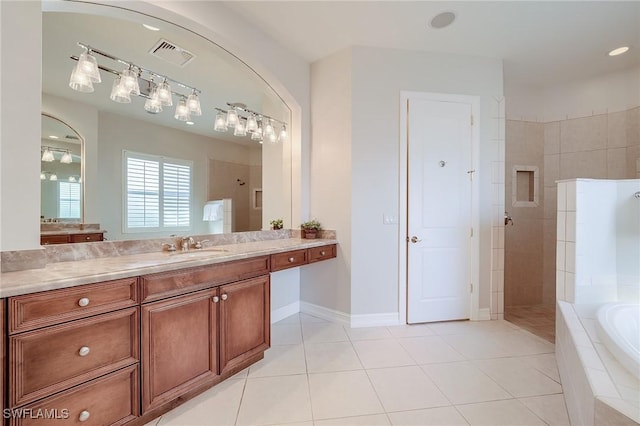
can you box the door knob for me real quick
[410,236,422,243]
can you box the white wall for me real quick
[0,1,42,251]
[506,65,640,122]
[97,111,259,240]
[306,46,503,321]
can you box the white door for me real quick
[407,98,472,323]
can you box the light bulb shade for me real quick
[226,108,239,127]
[49,173,58,181]
[121,68,140,96]
[267,131,277,143]
[144,87,163,114]
[157,80,173,106]
[278,125,288,142]
[60,151,73,164]
[187,92,202,116]
[174,98,191,121]
[110,77,131,103]
[234,119,247,136]
[77,51,101,83]
[41,148,55,162]
[40,172,46,180]
[264,121,275,137]
[69,66,94,93]
[214,112,228,132]
[251,125,263,141]
[68,176,77,182]
[246,114,258,132]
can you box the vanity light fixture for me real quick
[68,176,77,183]
[49,173,58,181]
[69,43,200,122]
[42,146,77,163]
[608,46,630,56]
[40,172,47,180]
[213,103,288,143]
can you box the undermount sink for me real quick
[167,248,229,258]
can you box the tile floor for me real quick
[505,304,556,343]
[146,313,570,426]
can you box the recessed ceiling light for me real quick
[430,11,456,29]
[142,24,160,31]
[186,121,195,126]
[49,135,59,139]
[608,46,630,56]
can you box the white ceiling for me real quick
[223,1,640,89]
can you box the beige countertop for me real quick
[0,238,337,298]
[40,230,106,235]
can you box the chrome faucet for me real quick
[181,236,194,251]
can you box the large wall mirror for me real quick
[41,1,292,241]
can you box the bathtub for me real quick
[596,303,640,380]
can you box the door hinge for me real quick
[470,227,474,237]
[469,283,473,293]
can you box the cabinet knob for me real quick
[86,236,91,240]
[78,410,90,422]
[78,297,90,307]
[221,294,228,301]
[78,346,90,357]
[320,251,326,256]
[212,296,219,303]
[288,257,295,263]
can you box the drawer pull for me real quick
[221,293,228,301]
[212,296,220,303]
[320,251,326,256]
[288,257,295,262]
[78,346,91,357]
[86,236,91,240]
[78,297,90,307]
[78,410,90,422]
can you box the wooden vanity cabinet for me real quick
[1,300,5,423]
[141,288,219,412]
[219,276,270,374]
[40,232,104,245]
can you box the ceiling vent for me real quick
[65,135,80,141]
[149,39,195,67]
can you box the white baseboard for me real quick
[476,308,492,321]
[299,301,350,326]
[350,312,401,328]
[271,301,300,324]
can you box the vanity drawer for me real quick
[140,256,270,303]
[308,244,337,263]
[9,277,139,334]
[10,308,139,407]
[270,249,308,271]
[40,234,70,245]
[11,365,139,426]
[69,233,104,243]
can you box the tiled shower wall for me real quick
[490,97,506,320]
[505,107,640,307]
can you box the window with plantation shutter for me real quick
[123,151,192,232]
[59,181,81,219]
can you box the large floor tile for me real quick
[387,324,434,338]
[305,341,363,373]
[367,366,449,412]
[315,414,391,426]
[345,326,394,341]
[388,406,469,426]
[236,375,312,426]
[274,313,302,325]
[272,323,303,345]
[422,362,511,405]
[474,357,562,397]
[302,322,349,343]
[456,399,547,425]
[520,394,571,426]
[492,330,556,356]
[352,339,415,369]
[398,335,465,364]
[248,344,307,377]
[520,353,561,382]
[441,333,513,360]
[308,370,384,420]
[428,319,518,336]
[158,378,245,425]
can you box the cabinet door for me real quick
[141,288,219,413]
[219,276,270,374]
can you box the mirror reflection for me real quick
[41,3,291,241]
[40,113,83,222]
